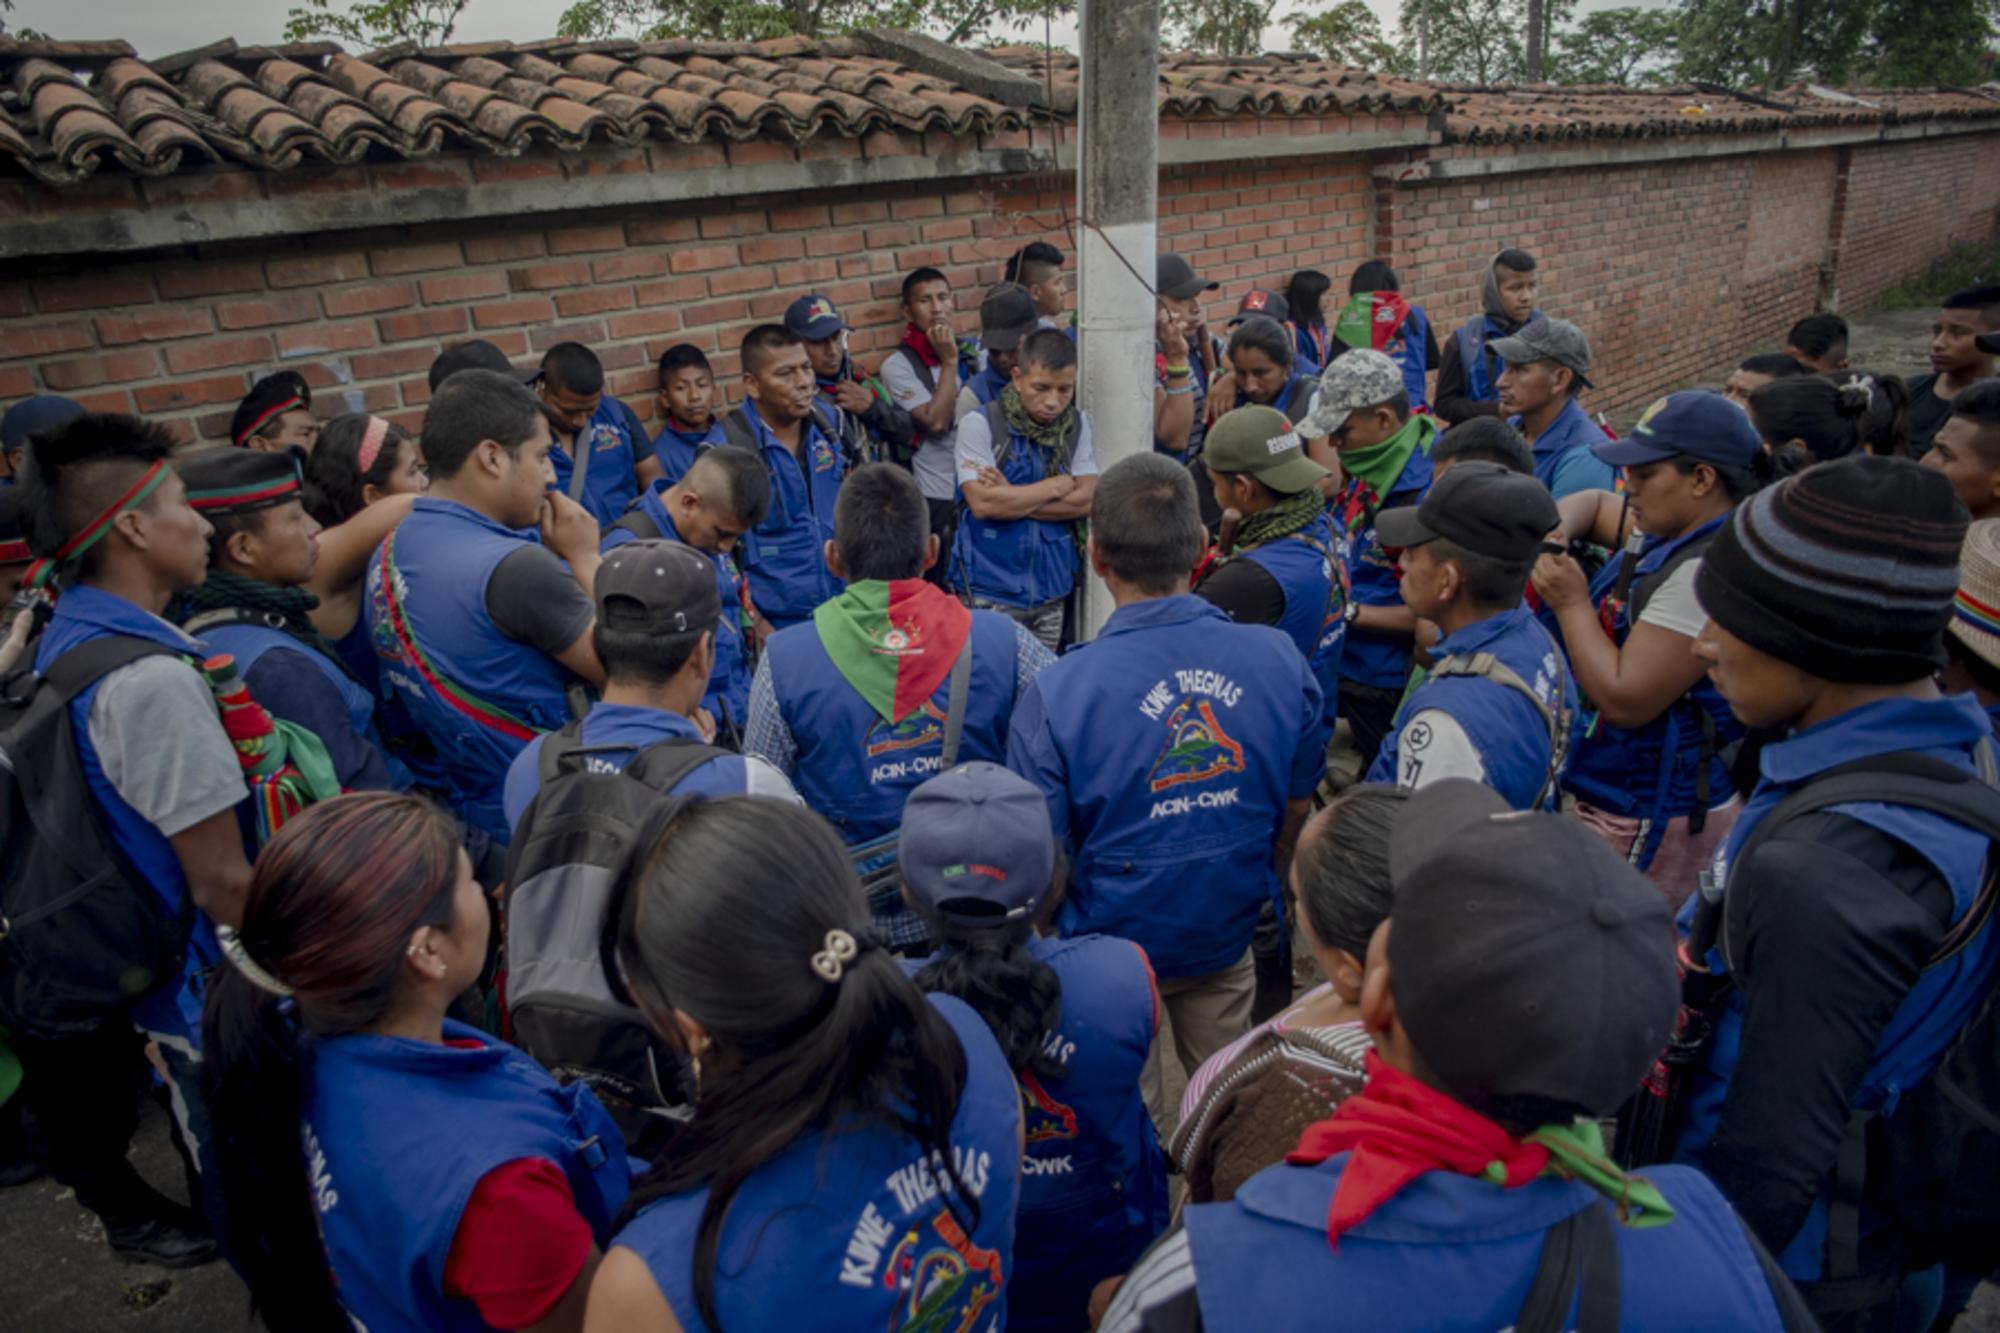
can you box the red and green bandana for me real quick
[1334,291,1413,353]
[813,579,972,723]
[186,472,301,513]
[24,458,169,590]
[374,529,538,741]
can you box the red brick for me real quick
[401,375,433,407]
[70,388,135,415]
[861,131,912,158]
[592,252,668,283]
[370,242,465,277]
[806,229,867,258]
[740,235,804,264]
[0,365,33,398]
[681,298,748,327]
[323,280,417,318]
[606,308,683,340]
[707,267,773,297]
[569,148,648,178]
[830,201,888,224]
[266,253,368,289]
[277,321,376,357]
[668,245,738,275]
[608,367,658,398]
[597,343,646,372]
[649,141,727,172]
[134,374,247,413]
[471,156,565,185]
[866,223,916,248]
[421,271,510,304]
[626,218,698,245]
[546,225,625,255]
[473,297,556,330]
[504,262,591,293]
[215,293,320,330]
[156,262,266,300]
[0,322,94,359]
[163,334,275,375]
[726,139,795,168]
[39,348,160,390]
[32,273,153,313]
[464,233,546,264]
[141,170,261,208]
[348,345,437,380]
[768,204,830,232]
[633,276,708,307]
[372,160,474,192]
[528,320,608,352]
[378,307,470,343]
[94,308,217,345]
[697,213,763,239]
[556,287,635,318]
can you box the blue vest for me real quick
[1237,515,1343,746]
[550,396,643,526]
[1293,322,1328,380]
[1391,304,1432,408]
[365,497,575,844]
[1183,1156,1789,1330]
[1268,373,1313,424]
[716,401,844,629]
[1013,596,1320,977]
[1369,606,1577,811]
[304,1021,631,1333]
[965,366,1008,408]
[1675,693,2000,1281]
[1334,434,1436,689]
[601,484,753,729]
[1557,519,1740,863]
[949,413,1081,611]
[1520,397,1617,500]
[33,587,229,1040]
[651,419,724,484]
[1455,309,1544,403]
[197,618,400,785]
[614,996,1022,1333]
[766,607,1018,845]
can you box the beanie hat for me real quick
[1695,454,1967,684]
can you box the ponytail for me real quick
[1843,368,1913,458]
[1748,373,1871,464]
[914,924,1064,1077]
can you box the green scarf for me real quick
[812,579,972,723]
[1524,1120,1676,1228]
[182,569,351,679]
[1236,485,1328,552]
[1339,412,1438,505]
[996,384,1078,476]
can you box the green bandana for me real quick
[1236,485,1327,551]
[1519,1120,1676,1228]
[1338,412,1438,504]
[997,384,1078,475]
[812,579,972,723]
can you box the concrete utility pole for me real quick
[1076,0,1161,639]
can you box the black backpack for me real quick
[502,721,727,1153]
[0,636,197,1038]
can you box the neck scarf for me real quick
[1338,413,1435,507]
[996,384,1079,475]
[812,579,972,724]
[1334,291,1413,353]
[1237,485,1327,552]
[900,323,942,369]
[1288,1052,1675,1247]
[182,568,352,680]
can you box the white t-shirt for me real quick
[955,408,1100,487]
[881,347,973,502]
[1634,557,1707,640]
[1392,709,1487,791]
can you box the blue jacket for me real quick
[765,609,1019,846]
[1268,373,1313,425]
[1555,518,1740,863]
[1391,304,1433,408]
[949,413,1082,611]
[1455,309,1543,404]
[651,418,725,484]
[1293,322,1329,380]
[1236,514,1343,746]
[304,1021,630,1333]
[551,396,647,526]
[366,497,576,844]
[1006,596,1325,977]
[34,586,230,1041]
[613,995,1021,1333]
[1333,437,1435,690]
[601,483,753,729]
[1518,397,1617,500]
[1675,694,2000,1281]
[192,618,402,793]
[1183,1156,1792,1330]
[965,365,1008,408]
[1368,605,1577,811]
[716,401,844,629]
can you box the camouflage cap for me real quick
[1300,349,1403,436]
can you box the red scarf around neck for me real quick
[901,322,943,369]
[1287,1051,1551,1247]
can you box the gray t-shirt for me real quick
[90,654,246,837]
[488,545,594,658]
[880,347,967,502]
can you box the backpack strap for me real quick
[893,344,936,396]
[621,734,731,795]
[536,718,590,786]
[1428,646,1571,811]
[40,635,182,702]
[609,509,662,544]
[982,398,1012,472]
[180,606,282,638]
[1627,527,1718,625]
[1515,1199,1621,1333]
[565,435,592,504]
[717,409,761,453]
[939,632,974,770]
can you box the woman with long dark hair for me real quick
[202,792,630,1333]
[586,798,1022,1333]
[1282,269,1333,375]
[299,413,428,682]
[1747,372,1874,465]
[1206,315,1317,429]
[898,763,1166,1333]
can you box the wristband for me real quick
[1162,385,1194,397]
[1164,363,1191,376]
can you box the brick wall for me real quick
[0,128,1995,443]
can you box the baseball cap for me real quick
[897,762,1056,930]
[1951,520,2000,674]
[1374,460,1561,562]
[1299,349,1403,436]
[1228,289,1291,327]
[230,372,312,448]
[784,294,846,342]
[1202,405,1330,496]
[1593,390,1763,469]
[978,282,1041,353]
[428,339,536,392]
[1158,253,1218,301]
[1386,779,1679,1117]
[1,395,84,455]
[594,539,720,636]
[1488,317,1593,390]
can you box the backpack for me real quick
[717,401,839,455]
[1426,640,1574,811]
[502,721,728,1152]
[0,636,196,1038]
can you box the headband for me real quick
[233,393,305,447]
[356,415,391,475]
[186,472,302,512]
[0,539,30,564]
[24,458,169,590]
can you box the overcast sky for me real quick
[14,0,1656,61]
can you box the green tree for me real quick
[1394,0,1575,82]
[284,0,473,46]
[1865,0,1996,86]
[1672,0,1877,87]
[1163,0,1280,55]
[556,0,1068,45]
[1287,1,1399,67]
[1553,6,1679,84]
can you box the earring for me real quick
[691,1037,711,1092]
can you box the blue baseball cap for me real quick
[783,294,846,342]
[1,395,84,453]
[896,762,1055,930]
[1593,390,1762,469]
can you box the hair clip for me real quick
[810,928,859,983]
[217,924,293,999]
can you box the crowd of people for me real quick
[2,235,2000,1333]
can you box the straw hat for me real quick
[1950,519,2000,671]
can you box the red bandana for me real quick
[901,322,943,369]
[1287,1051,1552,1248]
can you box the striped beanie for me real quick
[1695,455,1967,683]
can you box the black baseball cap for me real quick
[898,762,1056,930]
[1593,390,1762,470]
[428,339,536,392]
[595,539,720,637]
[1158,253,1218,301]
[1374,460,1560,562]
[1387,780,1679,1117]
[979,282,1041,353]
[1228,289,1291,326]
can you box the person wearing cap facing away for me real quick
[501,540,798,829]
[366,369,607,845]
[1436,247,1544,426]
[783,293,916,471]
[1942,519,2000,737]
[1364,462,1577,812]
[232,371,318,455]
[1907,285,2000,457]
[712,324,845,634]
[1331,260,1441,411]
[1,393,84,482]
[174,447,399,794]
[1723,353,1810,409]
[959,282,1039,418]
[534,342,657,528]
[1783,313,1850,375]
[880,267,981,584]
[1100,779,1815,1333]
[1154,252,1225,459]
[1006,455,1324,1116]
[745,464,1052,951]
[900,762,1168,1333]
[1303,348,1442,773]
[1533,392,1775,899]
[951,328,1097,651]
[600,446,770,741]
[1921,378,2000,520]
[1670,455,2000,1324]
[649,345,726,483]
[1493,316,1615,499]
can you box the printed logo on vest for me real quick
[813,436,840,473]
[866,704,950,785]
[1020,1070,1079,1147]
[884,1210,1004,1333]
[1144,697,1246,794]
[589,423,623,454]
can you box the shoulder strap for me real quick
[536,718,590,786]
[180,606,277,638]
[1628,528,1718,625]
[622,735,732,795]
[1428,646,1570,810]
[809,398,840,442]
[982,398,1012,472]
[40,635,182,702]
[940,632,974,769]
[718,409,760,453]
[894,344,935,394]
[565,435,592,503]
[610,509,661,543]
[1516,1199,1621,1333]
